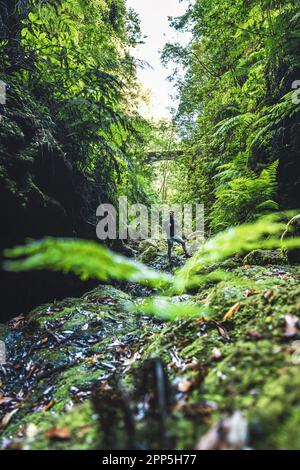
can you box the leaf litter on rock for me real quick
[8,314,26,330]
[169,346,186,369]
[45,426,71,440]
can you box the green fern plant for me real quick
[3,238,171,288]
[211,160,279,232]
[214,91,300,157]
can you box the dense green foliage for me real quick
[0,0,161,318]
[2,1,299,235]
[0,0,155,206]
[163,0,300,231]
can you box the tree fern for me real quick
[213,113,257,139]
[211,161,279,232]
[247,91,300,152]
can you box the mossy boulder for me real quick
[281,214,300,264]
[243,249,287,266]
[139,239,157,252]
[138,245,158,264]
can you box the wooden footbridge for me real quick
[145,150,183,163]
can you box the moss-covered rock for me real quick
[281,214,300,264]
[138,245,158,264]
[243,249,287,266]
[1,261,300,450]
[139,239,157,252]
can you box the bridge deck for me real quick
[145,150,183,163]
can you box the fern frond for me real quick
[213,113,257,138]
[4,239,171,288]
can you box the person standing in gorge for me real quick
[164,210,190,266]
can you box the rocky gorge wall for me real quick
[0,81,100,321]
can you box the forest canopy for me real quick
[0,0,156,209]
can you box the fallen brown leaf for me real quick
[41,400,56,412]
[213,322,230,341]
[0,408,19,429]
[77,425,92,438]
[244,289,261,298]
[223,303,241,321]
[185,401,217,417]
[282,273,292,280]
[99,381,112,392]
[247,331,262,340]
[194,318,205,326]
[0,395,15,405]
[124,352,141,366]
[25,423,39,439]
[177,379,194,393]
[84,355,98,366]
[173,399,187,412]
[8,314,25,330]
[45,426,71,440]
[169,347,185,369]
[264,289,274,302]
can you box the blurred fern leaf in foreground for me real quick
[174,213,300,292]
[3,238,171,288]
[3,213,300,320]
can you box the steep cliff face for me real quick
[268,64,300,211]
[0,82,99,321]
[249,61,300,212]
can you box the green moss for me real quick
[243,249,287,266]
[253,367,300,449]
[1,261,300,450]
[138,246,158,264]
[25,402,98,450]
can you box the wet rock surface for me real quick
[1,248,300,450]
